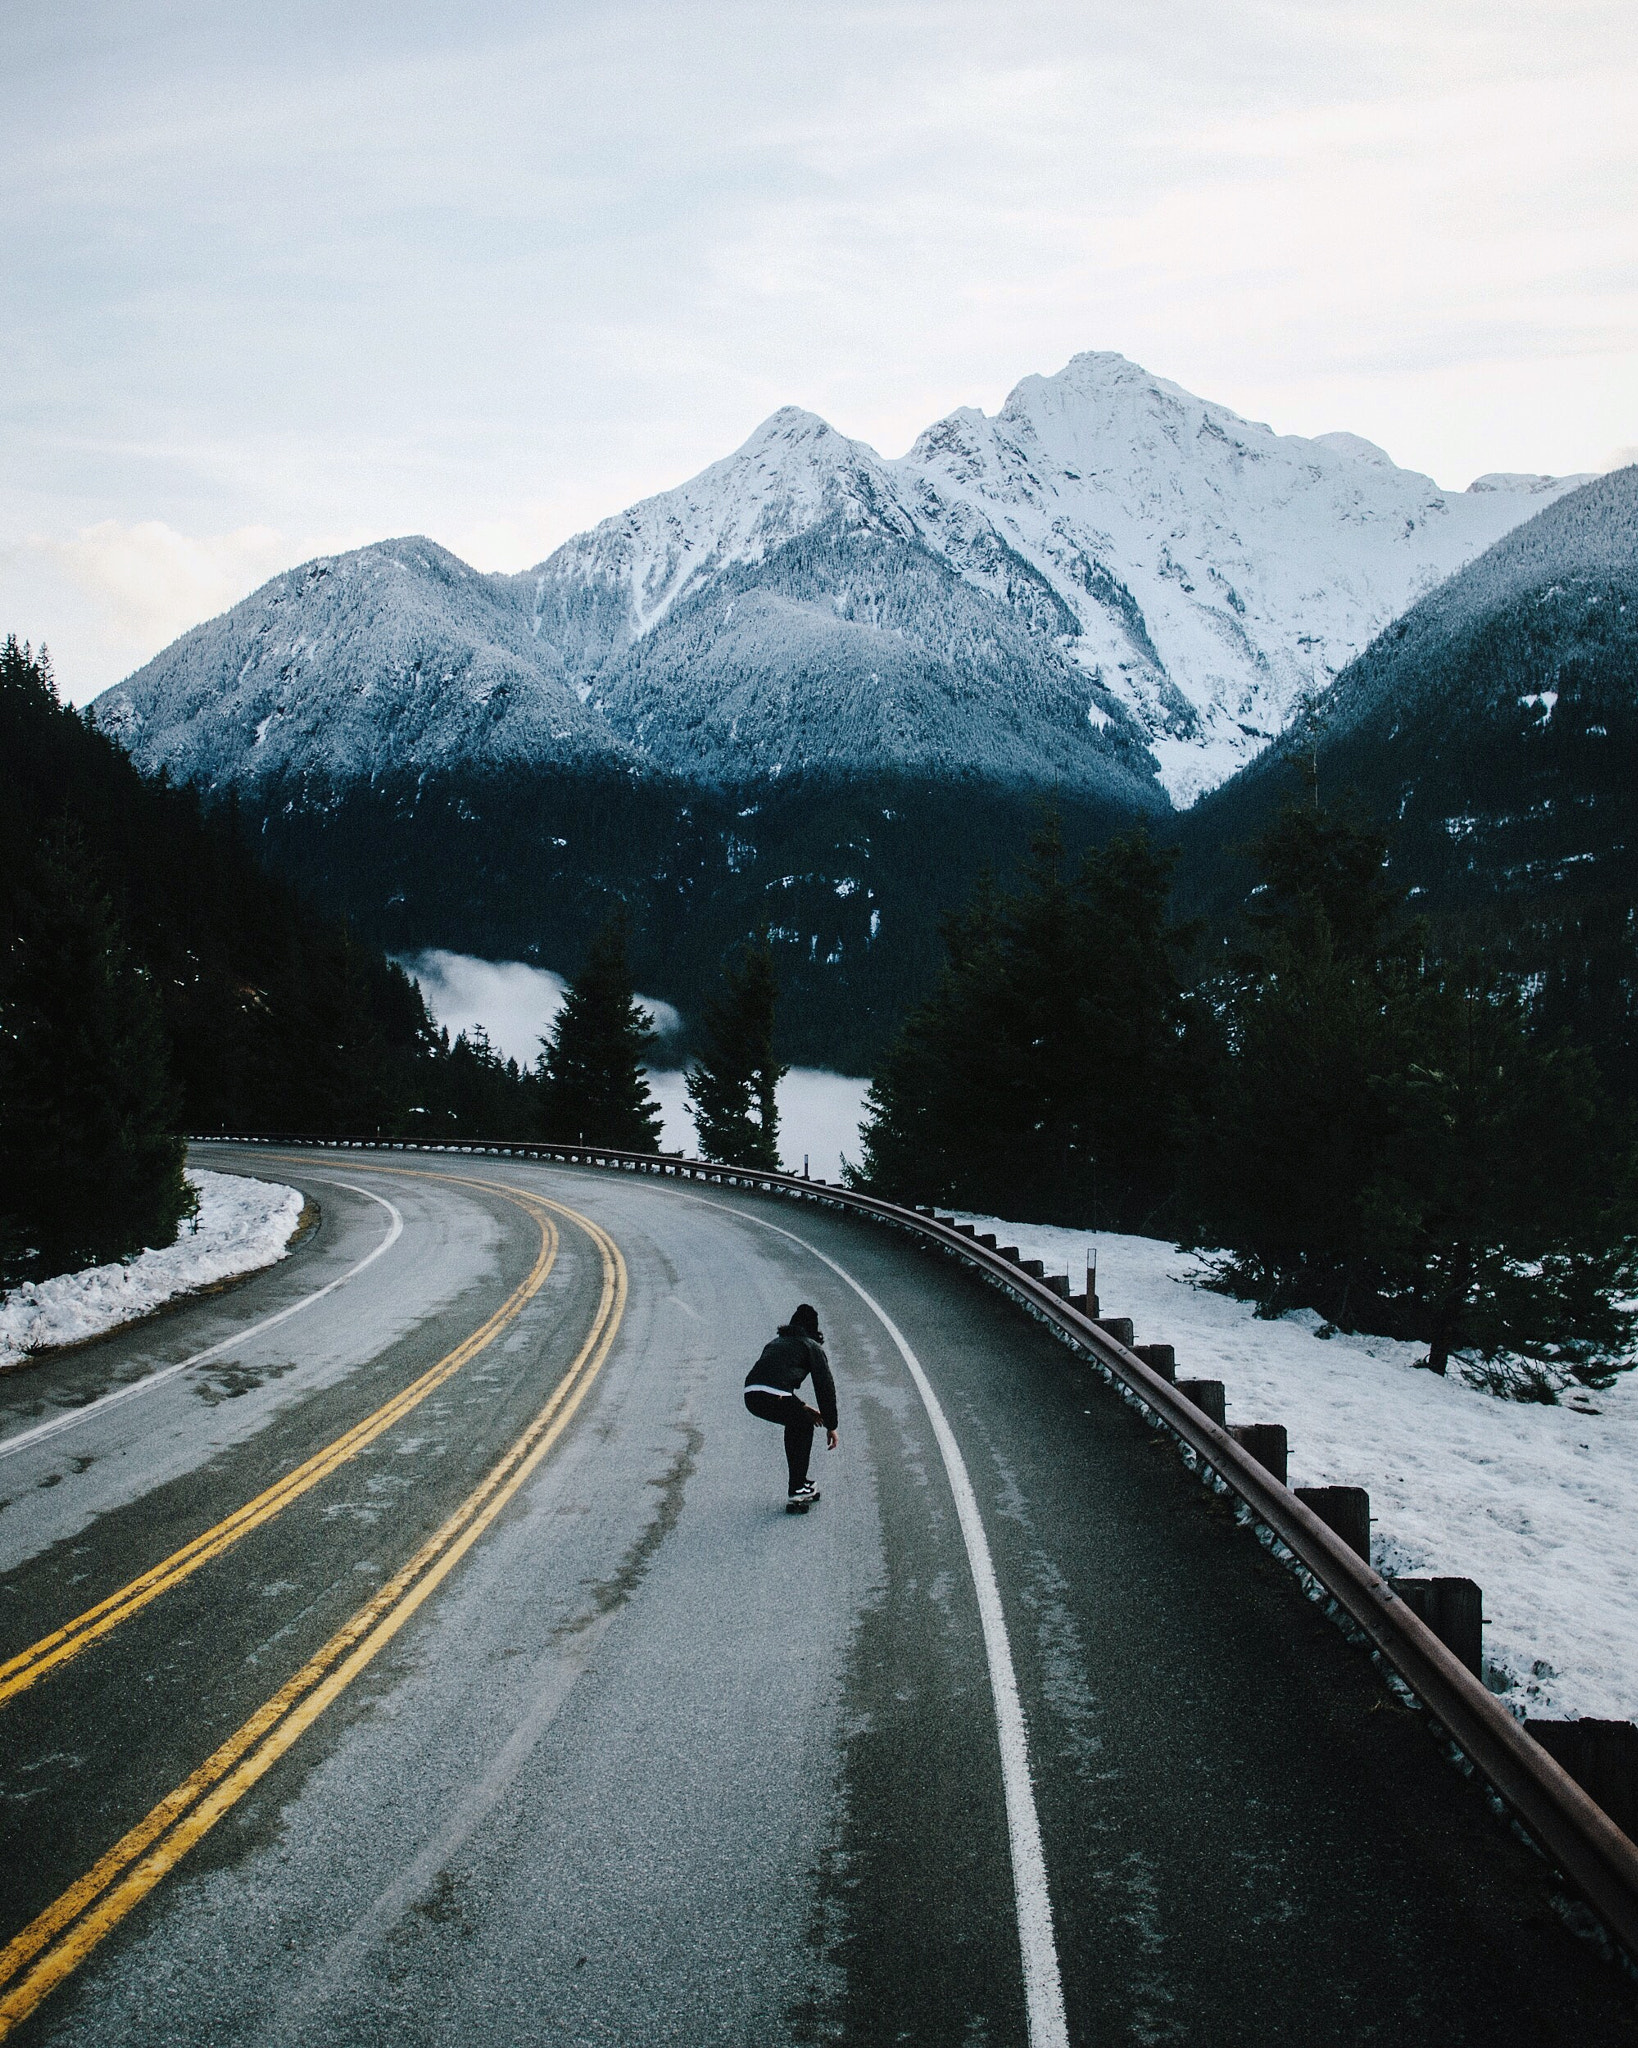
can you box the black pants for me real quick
[744,1389,816,1492]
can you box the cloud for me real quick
[0,519,305,701]
[401,950,682,1067]
[39,520,290,641]
[400,948,869,1175]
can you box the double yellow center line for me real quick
[0,1183,559,1710]
[0,1171,627,2038]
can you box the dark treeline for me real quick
[0,640,531,1285]
[249,759,1146,1071]
[853,799,1637,1382]
[1,636,795,1284]
[854,824,1206,1234]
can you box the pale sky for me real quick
[4,0,1634,703]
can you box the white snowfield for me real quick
[0,1171,305,1373]
[958,1214,1636,1725]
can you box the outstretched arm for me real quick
[807,1341,839,1444]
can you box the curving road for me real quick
[0,1144,1632,2046]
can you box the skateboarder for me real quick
[743,1303,838,1512]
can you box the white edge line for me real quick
[680,1191,1071,2048]
[0,1181,404,1465]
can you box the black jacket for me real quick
[744,1325,838,1431]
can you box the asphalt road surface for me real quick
[0,1143,1632,2046]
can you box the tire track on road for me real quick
[0,1181,404,1467]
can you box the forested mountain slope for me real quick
[95,538,631,792]
[0,641,465,1135]
[80,353,1595,1071]
[1174,467,1638,1092]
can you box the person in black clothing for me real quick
[743,1302,838,1512]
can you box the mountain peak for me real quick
[96,345,1603,815]
[736,403,853,448]
[1312,431,1398,469]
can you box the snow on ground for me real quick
[0,1171,305,1372]
[958,1214,1637,1725]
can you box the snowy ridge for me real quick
[895,355,1591,801]
[538,407,914,642]
[96,539,631,791]
[94,352,1590,807]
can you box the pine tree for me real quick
[0,831,193,1286]
[853,821,1199,1228]
[1,633,523,1144]
[1205,796,1636,1374]
[1361,967,1633,1373]
[687,937,788,1167]
[537,914,664,1150]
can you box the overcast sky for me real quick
[4,0,1634,703]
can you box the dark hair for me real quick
[790,1302,821,1336]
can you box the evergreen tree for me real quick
[537,914,664,1149]
[853,822,1201,1228]
[686,937,787,1167]
[1360,968,1632,1373]
[0,633,537,1144]
[1204,796,1636,1374]
[420,1025,536,1138]
[0,831,193,1286]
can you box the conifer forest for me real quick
[4,610,1634,1377]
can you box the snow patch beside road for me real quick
[0,1170,305,1372]
[960,1214,1638,1724]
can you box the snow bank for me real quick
[957,1214,1638,1723]
[0,1170,305,1371]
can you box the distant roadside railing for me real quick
[193,1131,1638,1963]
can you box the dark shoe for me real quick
[786,1482,820,1513]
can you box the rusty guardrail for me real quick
[194,1130,1638,1958]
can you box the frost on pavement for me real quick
[960,1213,1638,1726]
[0,1170,304,1371]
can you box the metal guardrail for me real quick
[194,1130,1638,1959]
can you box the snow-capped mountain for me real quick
[95,538,628,791]
[95,351,1588,808]
[1175,465,1638,1035]
[893,354,1588,801]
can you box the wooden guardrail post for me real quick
[1231,1423,1288,1486]
[1526,1723,1638,1845]
[1294,1486,1372,1562]
[1177,1378,1227,1427]
[1390,1578,1484,1678]
[1133,1342,1175,1382]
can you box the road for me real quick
[0,1144,1632,2046]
